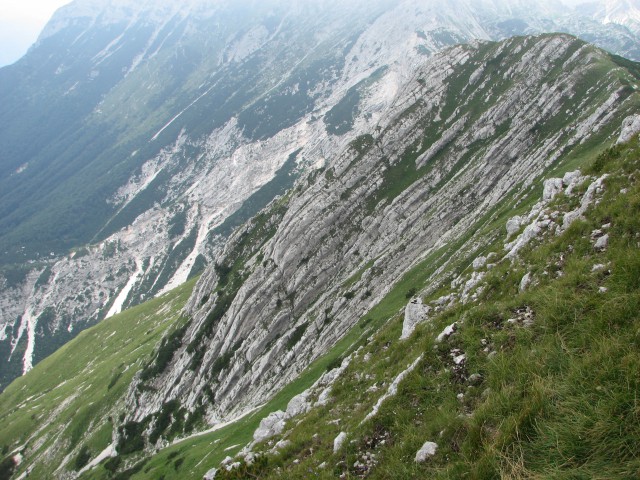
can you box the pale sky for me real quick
[0,0,73,67]
[0,0,600,68]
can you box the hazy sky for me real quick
[0,0,72,67]
[0,0,599,68]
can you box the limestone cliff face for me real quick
[2,0,640,390]
[124,34,640,433]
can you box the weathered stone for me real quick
[333,432,347,453]
[401,298,432,340]
[594,234,609,251]
[436,322,457,343]
[286,391,311,418]
[562,170,582,187]
[472,256,487,270]
[543,178,563,201]
[617,114,640,144]
[415,442,438,462]
[203,467,218,480]
[253,411,286,443]
[519,272,532,292]
[506,216,524,237]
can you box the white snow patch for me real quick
[106,259,144,318]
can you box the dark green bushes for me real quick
[140,323,188,382]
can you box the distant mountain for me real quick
[1,0,640,390]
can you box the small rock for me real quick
[468,373,483,385]
[453,353,466,365]
[318,462,327,469]
[436,322,457,342]
[594,234,609,251]
[543,178,563,201]
[364,353,372,362]
[599,287,608,293]
[591,264,606,272]
[203,467,218,480]
[415,441,438,463]
[562,170,582,187]
[274,439,291,450]
[488,351,497,359]
[519,272,532,292]
[333,432,348,453]
[473,256,487,270]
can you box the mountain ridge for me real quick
[0,11,640,476]
[2,0,640,394]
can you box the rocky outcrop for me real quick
[401,298,432,340]
[120,35,640,441]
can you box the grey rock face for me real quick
[594,234,610,251]
[333,432,348,453]
[120,35,638,440]
[543,178,564,201]
[618,114,640,143]
[253,410,287,443]
[519,272,533,292]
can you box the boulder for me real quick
[543,178,563,201]
[415,441,438,462]
[401,298,431,339]
[333,432,347,453]
[253,410,286,443]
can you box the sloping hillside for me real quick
[0,33,639,480]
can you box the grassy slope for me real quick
[0,279,196,479]
[209,140,640,479]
